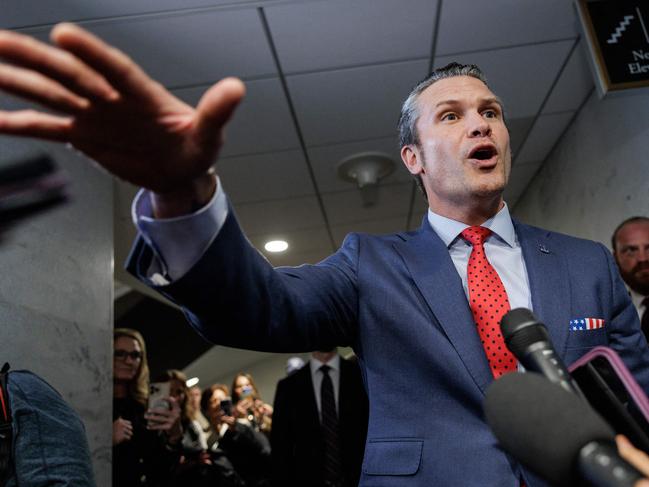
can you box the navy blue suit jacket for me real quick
[128,208,649,487]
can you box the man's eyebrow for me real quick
[435,99,461,108]
[484,97,505,110]
[434,97,505,109]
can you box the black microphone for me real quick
[500,308,582,396]
[484,372,644,487]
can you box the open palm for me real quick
[0,23,245,193]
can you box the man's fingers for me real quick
[0,63,89,113]
[0,110,72,141]
[194,77,245,148]
[51,23,164,106]
[0,30,116,102]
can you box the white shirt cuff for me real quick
[131,176,228,283]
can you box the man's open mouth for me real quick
[469,145,498,161]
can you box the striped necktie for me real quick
[320,365,342,484]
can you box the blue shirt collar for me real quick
[426,202,516,249]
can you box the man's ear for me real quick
[401,145,424,176]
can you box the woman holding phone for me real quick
[231,372,273,436]
[112,328,182,487]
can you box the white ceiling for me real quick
[3,0,596,377]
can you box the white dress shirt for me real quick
[309,354,341,417]
[426,204,532,311]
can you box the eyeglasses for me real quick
[114,350,143,361]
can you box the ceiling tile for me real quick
[331,216,409,247]
[173,78,301,157]
[287,59,429,146]
[3,0,270,29]
[322,182,412,226]
[435,41,574,119]
[515,112,574,164]
[436,0,578,55]
[265,0,438,73]
[543,41,594,114]
[218,150,315,204]
[308,136,412,193]
[504,160,542,207]
[24,9,276,87]
[234,195,325,237]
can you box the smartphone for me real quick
[569,346,649,453]
[149,382,171,411]
[220,398,233,416]
[239,385,254,399]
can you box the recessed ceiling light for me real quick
[265,240,289,252]
[186,377,199,388]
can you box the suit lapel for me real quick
[338,358,356,425]
[295,365,321,431]
[515,222,571,357]
[395,221,494,394]
[338,359,349,428]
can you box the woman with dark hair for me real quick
[231,372,273,436]
[112,328,182,487]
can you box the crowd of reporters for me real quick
[113,328,275,487]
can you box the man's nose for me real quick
[467,113,491,137]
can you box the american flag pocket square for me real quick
[569,318,605,331]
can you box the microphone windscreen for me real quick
[484,372,615,487]
[500,308,549,357]
[500,307,536,339]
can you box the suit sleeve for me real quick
[599,243,649,393]
[127,204,360,352]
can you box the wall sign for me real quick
[575,0,649,96]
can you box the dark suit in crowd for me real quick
[271,356,368,487]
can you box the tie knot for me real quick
[320,364,331,375]
[461,226,492,246]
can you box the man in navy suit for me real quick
[271,351,368,487]
[1,25,649,487]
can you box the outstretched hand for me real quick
[0,23,245,210]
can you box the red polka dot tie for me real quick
[461,226,517,378]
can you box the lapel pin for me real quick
[538,244,550,254]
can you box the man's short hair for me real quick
[397,63,491,197]
[612,216,649,251]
